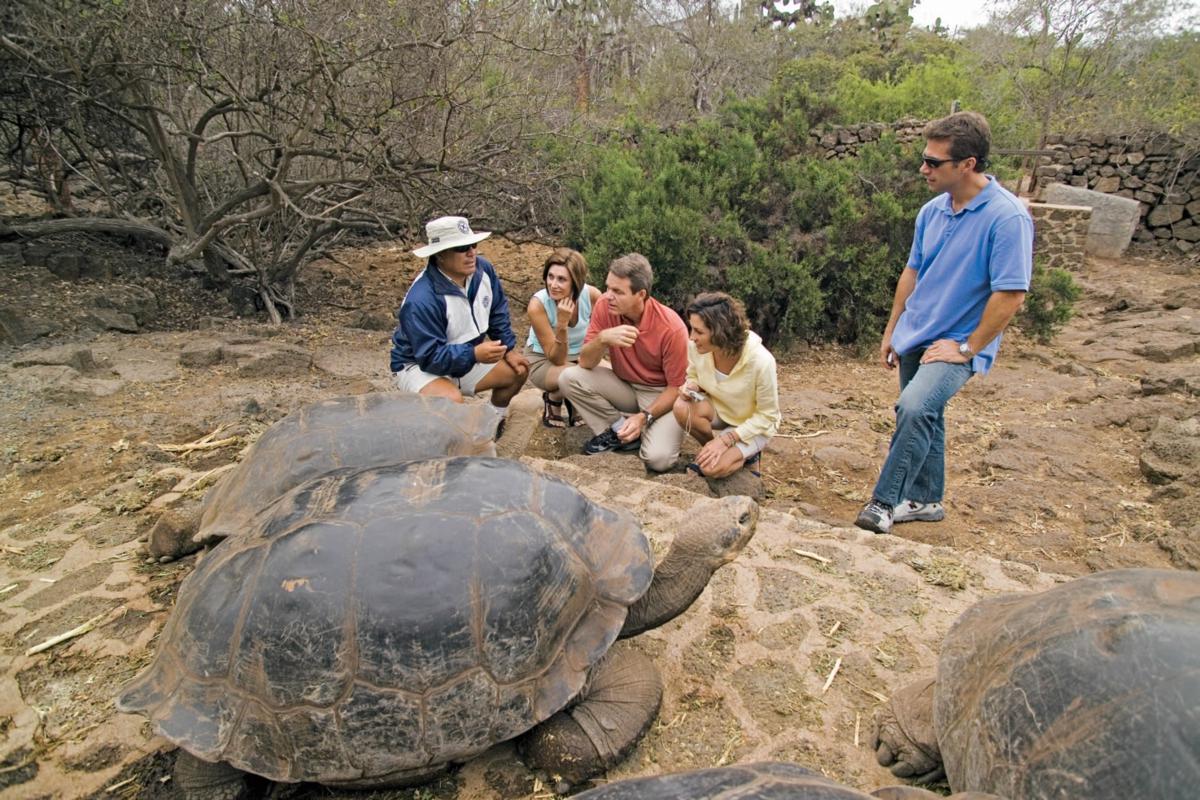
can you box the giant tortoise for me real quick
[571,761,1001,799]
[148,393,499,560]
[873,568,1200,799]
[118,455,758,798]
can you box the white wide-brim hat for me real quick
[412,215,491,258]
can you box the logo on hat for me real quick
[457,219,470,235]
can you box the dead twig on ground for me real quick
[773,430,829,440]
[157,426,238,453]
[844,677,889,703]
[820,657,843,694]
[157,437,239,453]
[25,608,114,656]
[792,548,831,565]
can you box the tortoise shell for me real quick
[934,568,1200,798]
[118,457,652,784]
[196,394,498,541]
[574,762,892,799]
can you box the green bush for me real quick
[566,104,930,349]
[1015,261,1081,344]
[564,82,936,347]
[832,55,973,125]
[566,120,764,311]
[726,241,824,346]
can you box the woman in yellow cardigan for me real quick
[673,292,781,478]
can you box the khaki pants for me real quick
[558,365,683,472]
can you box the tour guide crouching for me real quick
[389,215,528,424]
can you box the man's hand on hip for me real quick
[600,325,639,349]
[474,340,507,364]
[920,338,971,364]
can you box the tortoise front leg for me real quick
[872,676,945,784]
[174,750,253,800]
[519,644,662,787]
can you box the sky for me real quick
[822,0,995,33]
[902,0,994,31]
[817,0,1199,34]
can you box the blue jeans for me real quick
[871,350,972,507]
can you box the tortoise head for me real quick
[694,494,759,566]
[618,495,758,639]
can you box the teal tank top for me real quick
[526,285,593,356]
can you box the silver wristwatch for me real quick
[642,410,654,425]
[957,341,975,358]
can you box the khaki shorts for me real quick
[524,349,579,393]
[392,360,496,396]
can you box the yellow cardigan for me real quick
[686,331,781,443]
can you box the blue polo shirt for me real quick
[891,177,1033,375]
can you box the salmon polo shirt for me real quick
[891,177,1033,375]
[584,295,688,388]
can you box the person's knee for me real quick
[895,392,941,421]
[420,382,463,403]
[671,397,691,423]
[558,366,584,398]
[642,451,678,473]
[506,368,528,391]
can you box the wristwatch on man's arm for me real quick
[957,341,975,359]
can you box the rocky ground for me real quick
[0,233,1196,799]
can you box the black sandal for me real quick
[564,398,585,427]
[542,392,567,428]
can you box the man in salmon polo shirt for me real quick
[558,252,689,473]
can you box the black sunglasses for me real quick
[921,155,963,169]
[450,242,477,253]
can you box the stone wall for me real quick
[1028,203,1091,270]
[1033,133,1199,255]
[809,119,926,158]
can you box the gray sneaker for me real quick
[855,500,893,534]
[892,500,945,524]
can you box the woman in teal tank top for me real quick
[524,248,601,427]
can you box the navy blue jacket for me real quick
[389,255,517,375]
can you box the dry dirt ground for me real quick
[0,235,1196,799]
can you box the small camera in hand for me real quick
[683,388,705,402]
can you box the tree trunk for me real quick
[0,217,173,249]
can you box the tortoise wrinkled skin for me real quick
[881,568,1200,800]
[118,457,653,785]
[195,394,498,545]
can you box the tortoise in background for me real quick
[149,393,498,560]
[874,568,1200,799]
[572,761,1001,799]
[119,456,758,797]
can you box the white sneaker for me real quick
[855,500,893,534]
[892,500,945,524]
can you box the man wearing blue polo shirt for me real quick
[856,112,1033,535]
